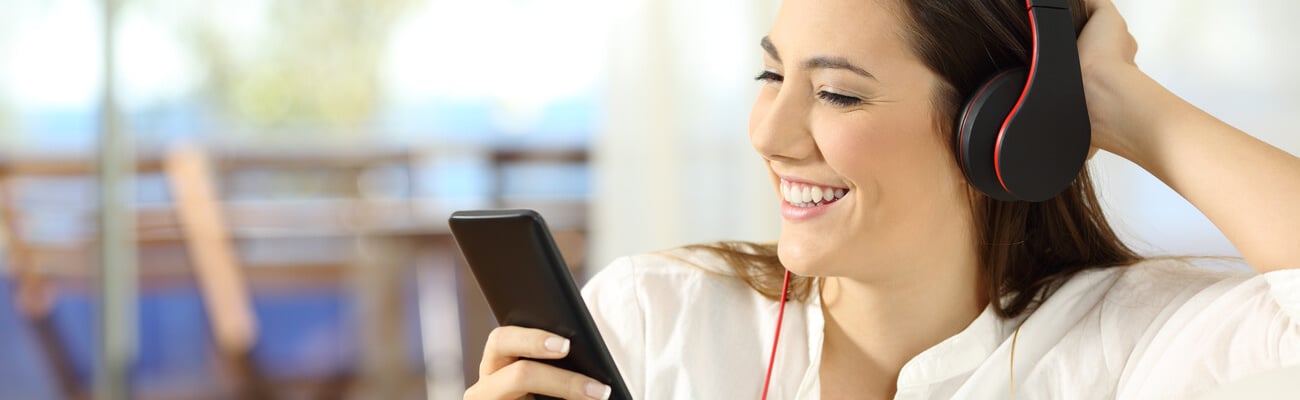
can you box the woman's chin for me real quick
[776,238,832,277]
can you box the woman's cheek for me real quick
[818,120,888,180]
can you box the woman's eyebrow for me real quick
[759,36,876,81]
[803,56,877,81]
[761,36,781,62]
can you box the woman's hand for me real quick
[464,326,613,400]
[1075,0,1156,160]
[1077,0,1138,71]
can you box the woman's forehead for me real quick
[768,0,920,75]
[769,0,915,63]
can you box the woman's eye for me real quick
[754,70,784,83]
[818,91,863,107]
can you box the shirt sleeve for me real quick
[581,256,646,399]
[1117,264,1300,398]
[1264,268,1300,365]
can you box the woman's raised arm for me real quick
[1079,0,1300,273]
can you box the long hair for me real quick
[690,0,1141,318]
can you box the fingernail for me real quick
[544,336,570,354]
[584,381,611,400]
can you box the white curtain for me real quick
[590,0,781,271]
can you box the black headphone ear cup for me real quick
[956,68,1027,202]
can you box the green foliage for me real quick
[186,0,422,134]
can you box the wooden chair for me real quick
[165,146,270,399]
[0,145,424,398]
[167,144,427,399]
[0,162,83,399]
[0,149,269,399]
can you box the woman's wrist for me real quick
[1084,63,1188,167]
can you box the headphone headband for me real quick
[1028,0,1070,9]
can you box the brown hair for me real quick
[690,0,1141,318]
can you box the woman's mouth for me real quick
[781,179,849,208]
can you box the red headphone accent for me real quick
[761,270,792,400]
[992,5,1042,192]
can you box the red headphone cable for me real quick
[761,269,792,400]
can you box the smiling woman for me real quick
[740,0,1136,320]
[465,0,1300,399]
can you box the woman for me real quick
[465,0,1300,398]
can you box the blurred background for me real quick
[0,0,1295,398]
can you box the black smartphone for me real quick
[448,209,633,400]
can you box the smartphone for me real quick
[448,209,633,400]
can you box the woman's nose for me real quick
[749,87,816,163]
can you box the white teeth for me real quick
[779,180,849,207]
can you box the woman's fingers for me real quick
[1077,0,1137,69]
[468,326,612,400]
[1084,0,1114,15]
[480,326,572,377]
[1076,0,1151,155]
[466,360,612,400]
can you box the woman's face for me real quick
[749,0,974,279]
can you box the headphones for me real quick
[955,0,1091,202]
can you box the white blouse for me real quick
[579,248,1300,399]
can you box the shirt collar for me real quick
[795,282,1018,395]
[895,304,1009,387]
